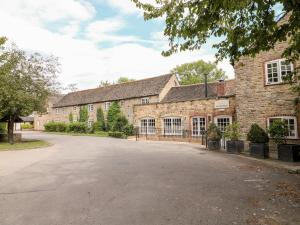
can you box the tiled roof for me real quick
[54,74,173,107]
[161,80,235,103]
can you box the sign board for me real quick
[215,99,229,109]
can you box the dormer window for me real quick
[265,59,293,85]
[141,97,150,104]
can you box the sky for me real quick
[0,0,234,90]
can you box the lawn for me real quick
[0,139,51,151]
[45,131,109,137]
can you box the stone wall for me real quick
[235,39,300,144]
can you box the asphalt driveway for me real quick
[0,132,299,225]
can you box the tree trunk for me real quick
[7,118,14,145]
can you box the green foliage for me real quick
[268,120,288,144]
[112,114,129,132]
[0,37,59,143]
[108,131,127,139]
[171,60,226,85]
[0,123,7,133]
[132,1,299,65]
[117,77,135,84]
[69,113,73,123]
[21,123,33,129]
[68,122,88,133]
[107,102,121,130]
[247,124,269,144]
[79,106,88,123]
[207,123,222,141]
[124,124,135,136]
[224,122,241,141]
[44,122,67,132]
[96,107,106,131]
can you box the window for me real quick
[88,104,94,112]
[88,120,93,128]
[104,102,111,111]
[55,108,59,114]
[62,108,65,114]
[265,59,293,85]
[192,117,206,136]
[163,117,182,135]
[73,115,78,122]
[73,106,77,112]
[214,116,232,132]
[268,116,297,139]
[141,97,150,104]
[140,118,155,134]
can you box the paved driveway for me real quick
[0,132,299,225]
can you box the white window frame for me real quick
[265,59,293,85]
[214,115,232,133]
[163,117,183,136]
[141,97,150,104]
[140,118,156,135]
[104,102,111,111]
[73,106,77,112]
[88,104,94,112]
[55,108,59,114]
[191,117,206,137]
[267,116,298,139]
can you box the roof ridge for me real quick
[174,78,236,88]
[66,73,174,95]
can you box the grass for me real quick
[0,139,51,151]
[45,131,109,137]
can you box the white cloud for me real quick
[104,0,159,15]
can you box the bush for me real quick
[44,121,67,132]
[68,122,88,133]
[79,106,88,122]
[112,114,128,132]
[0,123,7,133]
[124,124,134,136]
[224,122,240,140]
[247,124,269,143]
[207,123,222,141]
[108,131,126,139]
[107,102,121,130]
[69,113,73,123]
[96,107,106,131]
[21,123,34,129]
[268,120,287,144]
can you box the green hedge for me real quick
[68,122,88,133]
[21,123,34,129]
[108,131,127,139]
[44,121,67,132]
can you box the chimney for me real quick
[217,79,225,97]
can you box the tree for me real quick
[106,102,121,131]
[79,106,88,123]
[66,83,78,92]
[171,60,226,85]
[132,1,299,65]
[0,37,59,144]
[69,113,73,123]
[99,80,111,87]
[96,107,106,131]
[117,77,135,84]
[112,114,129,132]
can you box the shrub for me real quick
[207,123,222,141]
[21,123,34,129]
[79,106,88,122]
[69,113,73,123]
[108,131,126,139]
[44,121,67,132]
[107,102,121,130]
[68,122,88,133]
[124,124,135,136]
[96,107,106,131]
[247,124,269,143]
[0,123,7,133]
[224,122,240,141]
[112,114,128,132]
[268,120,288,144]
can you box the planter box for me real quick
[278,144,300,162]
[226,140,244,154]
[208,140,221,151]
[250,143,269,159]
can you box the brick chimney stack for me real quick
[217,79,225,97]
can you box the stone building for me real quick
[34,74,179,130]
[235,40,300,145]
[133,80,236,142]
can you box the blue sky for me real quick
[0,0,234,90]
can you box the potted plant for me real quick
[247,124,269,159]
[224,122,244,154]
[268,120,300,162]
[207,123,222,151]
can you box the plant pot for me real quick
[250,143,269,159]
[208,140,221,151]
[278,144,300,162]
[226,140,244,154]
